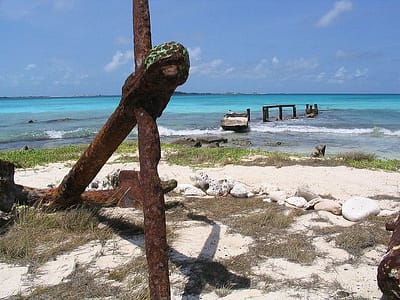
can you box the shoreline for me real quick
[1,141,399,172]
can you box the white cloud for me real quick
[25,63,36,71]
[334,66,347,82]
[286,57,319,70]
[272,56,279,65]
[254,59,268,73]
[188,47,202,61]
[52,0,75,11]
[316,72,327,81]
[115,36,131,45]
[224,67,235,74]
[0,0,75,19]
[316,1,353,27]
[190,59,222,75]
[331,66,368,83]
[354,68,368,78]
[336,49,352,58]
[104,50,133,72]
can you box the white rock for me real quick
[247,192,255,198]
[342,196,380,222]
[303,197,322,210]
[206,180,223,196]
[175,183,193,193]
[317,211,355,227]
[184,186,207,197]
[190,171,210,190]
[295,185,318,201]
[285,196,308,208]
[314,199,342,215]
[268,191,287,203]
[219,176,236,194]
[175,184,206,197]
[230,182,251,198]
[259,184,280,195]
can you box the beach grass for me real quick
[0,206,113,266]
[0,144,87,168]
[1,141,398,171]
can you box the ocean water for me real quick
[0,94,399,159]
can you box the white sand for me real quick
[3,160,400,299]
[14,161,400,200]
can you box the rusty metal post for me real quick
[133,0,152,70]
[35,2,190,298]
[135,107,170,299]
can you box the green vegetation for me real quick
[163,144,264,166]
[0,206,112,266]
[0,144,87,168]
[0,142,399,171]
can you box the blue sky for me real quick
[1,0,399,96]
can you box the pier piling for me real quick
[262,104,297,122]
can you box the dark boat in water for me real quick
[220,110,250,132]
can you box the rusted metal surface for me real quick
[378,214,400,299]
[1,2,189,299]
[117,170,177,208]
[133,0,152,70]
[134,106,170,299]
[51,41,189,208]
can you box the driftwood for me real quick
[378,214,400,299]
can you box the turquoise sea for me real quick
[0,94,399,158]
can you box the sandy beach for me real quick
[2,157,400,299]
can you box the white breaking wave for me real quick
[158,126,224,136]
[45,128,95,139]
[249,124,400,136]
[45,130,65,139]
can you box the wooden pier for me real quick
[262,104,297,122]
[305,104,319,116]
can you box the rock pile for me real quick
[181,171,256,198]
[173,171,386,222]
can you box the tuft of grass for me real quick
[229,203,305,238]
[0,206,113,266]
[313,215,392,257]
[215,282,234,297]
[335,151,400,171]
[262,233,316,264]
[114,141,139,163]
[336,151,377,161]
[0,145,87,168]
[108,256,148,283]
[115,141,139,154]
[163,145,263,167]
[334,219,391,257]
[14,266,138,300]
